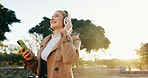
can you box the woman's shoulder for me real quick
[70,33,81,41]
[40,34,52,44]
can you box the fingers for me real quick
[21,47,24,53]
[65,18,70,25]
[24,52,30,59]
[21,48,34,60]
[23,50,31,59]
[23,50,29,57]
[26,56,33,61]
[64,19,72,31]
[25,54,35,60]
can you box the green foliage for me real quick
[0,43,23,66]
[72,19,110,52]
[0,52,23,66]
[29,17,51,38]
[0,33,42,66]
[136,43,148,65]
[0,4,20,41]
[29,17,110,52]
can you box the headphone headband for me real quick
[63,10,68,14]
[63,10,71,20]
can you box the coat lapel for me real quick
[40,31,63,57]
[49,31,63,54]
[37,33,52,75]
[38,32,62,74]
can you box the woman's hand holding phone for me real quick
[21,47,35,60]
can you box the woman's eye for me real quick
[51,14,59,18]
[55,15,59,17]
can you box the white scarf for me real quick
[41,33,61,61]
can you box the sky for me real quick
[1,0,148,60]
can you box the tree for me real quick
[0,4,20,41]
[29,17,51,38]
[29,17,110,52]
[136,43,148,65]
[23,33,43,56]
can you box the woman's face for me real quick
[50,11,64,30]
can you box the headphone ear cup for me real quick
[63,17,66,28]
[63,17,68,28]
[64,17,68,25]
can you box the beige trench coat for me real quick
[24,30,81,78]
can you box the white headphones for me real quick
[63,11,72,33]
[63,12,71,26]
[63,11,72,27]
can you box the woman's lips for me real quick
[51,21,56,24]
[51,21,56,23]
[51,21,57,26]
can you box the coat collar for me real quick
[49,31,63,54]
[40,31,64,57]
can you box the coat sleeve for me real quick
[23,57,38,73]
[24,34,51,73]
[61,30,81,64]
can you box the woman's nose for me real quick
[51,17,55,21]
[50,17,55,23]
[51,18,53,21]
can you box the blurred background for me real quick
[0,0,148,78]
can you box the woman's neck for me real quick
[53,28,63,36]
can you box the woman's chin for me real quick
[50,26,58,30]
[50,25,56,28]
[50,25,63,30]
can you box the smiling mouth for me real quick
[51,21,56,24]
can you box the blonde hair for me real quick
[56,10,73,33]
[56,10,68,19]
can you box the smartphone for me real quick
[17,40,33,57]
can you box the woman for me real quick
[21,10,81,78]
